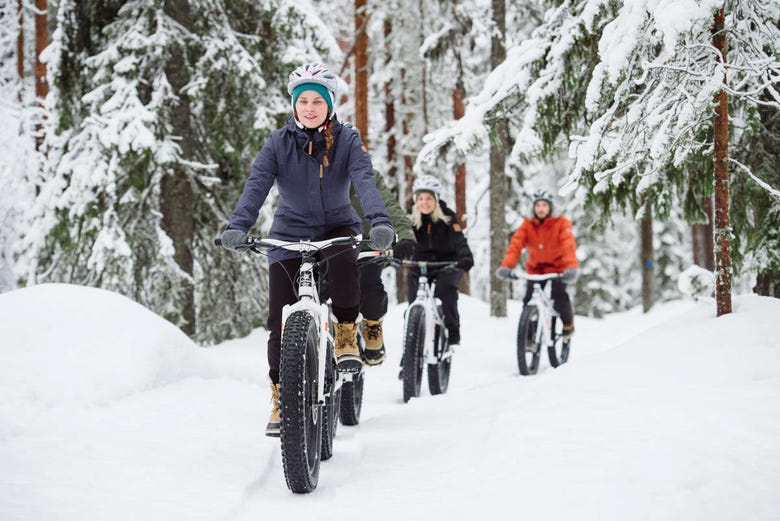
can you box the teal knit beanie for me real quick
[292,83,334,113]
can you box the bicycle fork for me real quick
[281,298,332,408]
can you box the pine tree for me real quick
[29,0,343,343]
[0,1,38,291]
[419,0,780,310]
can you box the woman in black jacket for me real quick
[407,175,473,347]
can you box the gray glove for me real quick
[369,225,395,251]
[561,267,579,284]
[220,229,248,251]
[496,266,513,280]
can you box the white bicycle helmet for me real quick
[532,189,553,205]
[412,174,442,200]
[287,63,339,98]
[532,189,554,214]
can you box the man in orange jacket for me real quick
[496,189,579,339]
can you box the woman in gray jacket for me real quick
[220,63,393,437]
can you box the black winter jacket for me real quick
[411,201,473,264]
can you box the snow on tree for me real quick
[27,0,343,343]
[417,0,780,309]
[0,2,38,292]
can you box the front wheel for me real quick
[427,323,451,395]
[516,305,542,375]
[402,306,425,403]
[547,316,570,368]
[279,311,322,493]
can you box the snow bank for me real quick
[1,283,779,520]
[0,283,199,407]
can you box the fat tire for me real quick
[320,340,339,460]
[279,311,322,493]
[339,371,364,426]
[402,306,425,403]
[547,316,570,368]
[516,305,542,375]
[427,324,451,395]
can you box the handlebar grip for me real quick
[214,238,223,246]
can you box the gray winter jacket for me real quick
[227,116,391,262]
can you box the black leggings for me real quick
[266,228,359,384]
[523,279,573,325]
[358,258,388,321]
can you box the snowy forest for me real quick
[1,0,779,344]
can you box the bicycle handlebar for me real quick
[385,259,459,270]
[215,235,366,253]
[505,271,563,281]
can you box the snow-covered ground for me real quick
[1,283,779,520]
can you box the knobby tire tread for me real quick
[427,324,451,395]
[547,316,570,368]
[403,306,425,403]
[339,372,364,426]
[517,305,541,375]
[279,311,321,493]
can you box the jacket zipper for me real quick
[307,140,324,179]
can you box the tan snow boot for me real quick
[563,322,575,340]
[265,382,281,437]
[334,321,362,372]
[362,319,386,366]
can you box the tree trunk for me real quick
[691,195,715,270]
[489,0,508,317]
[712,6,732,316]
[453,81,470,295]
[453,81,467,227]
[397,67,414,301]
[161,0,195,336]
[384,19,397,184]
[641,201,654,313]
[17,0,24,98]
[753,271,780,298]
[34,0,48,152]
[354,0,369,142]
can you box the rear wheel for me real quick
[402,306,425,403]
[279,311,321,493]
[427,323,451,395]
[516,305,542,375]
[339,371,364,426]
[320,340,340,460]
[547,316,570,368]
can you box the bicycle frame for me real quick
[250,236,361,406]
[521,273,562,350]
[403,261,454,365]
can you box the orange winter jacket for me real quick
[500,215,578,274]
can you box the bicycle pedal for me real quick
[337,358,363,373]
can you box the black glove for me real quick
[496,266,513,280]
[393,239,416,260]
[456,257,474,272]
[220,229,249,251]
[561,267,579,284]
[369,224,395,251]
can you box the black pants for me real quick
[406,269,463,345]
[266,228,359,384]
[358,258,388,321]
[523,279,573,325]
[320,256,387,321]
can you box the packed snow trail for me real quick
[1,284,779,520]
